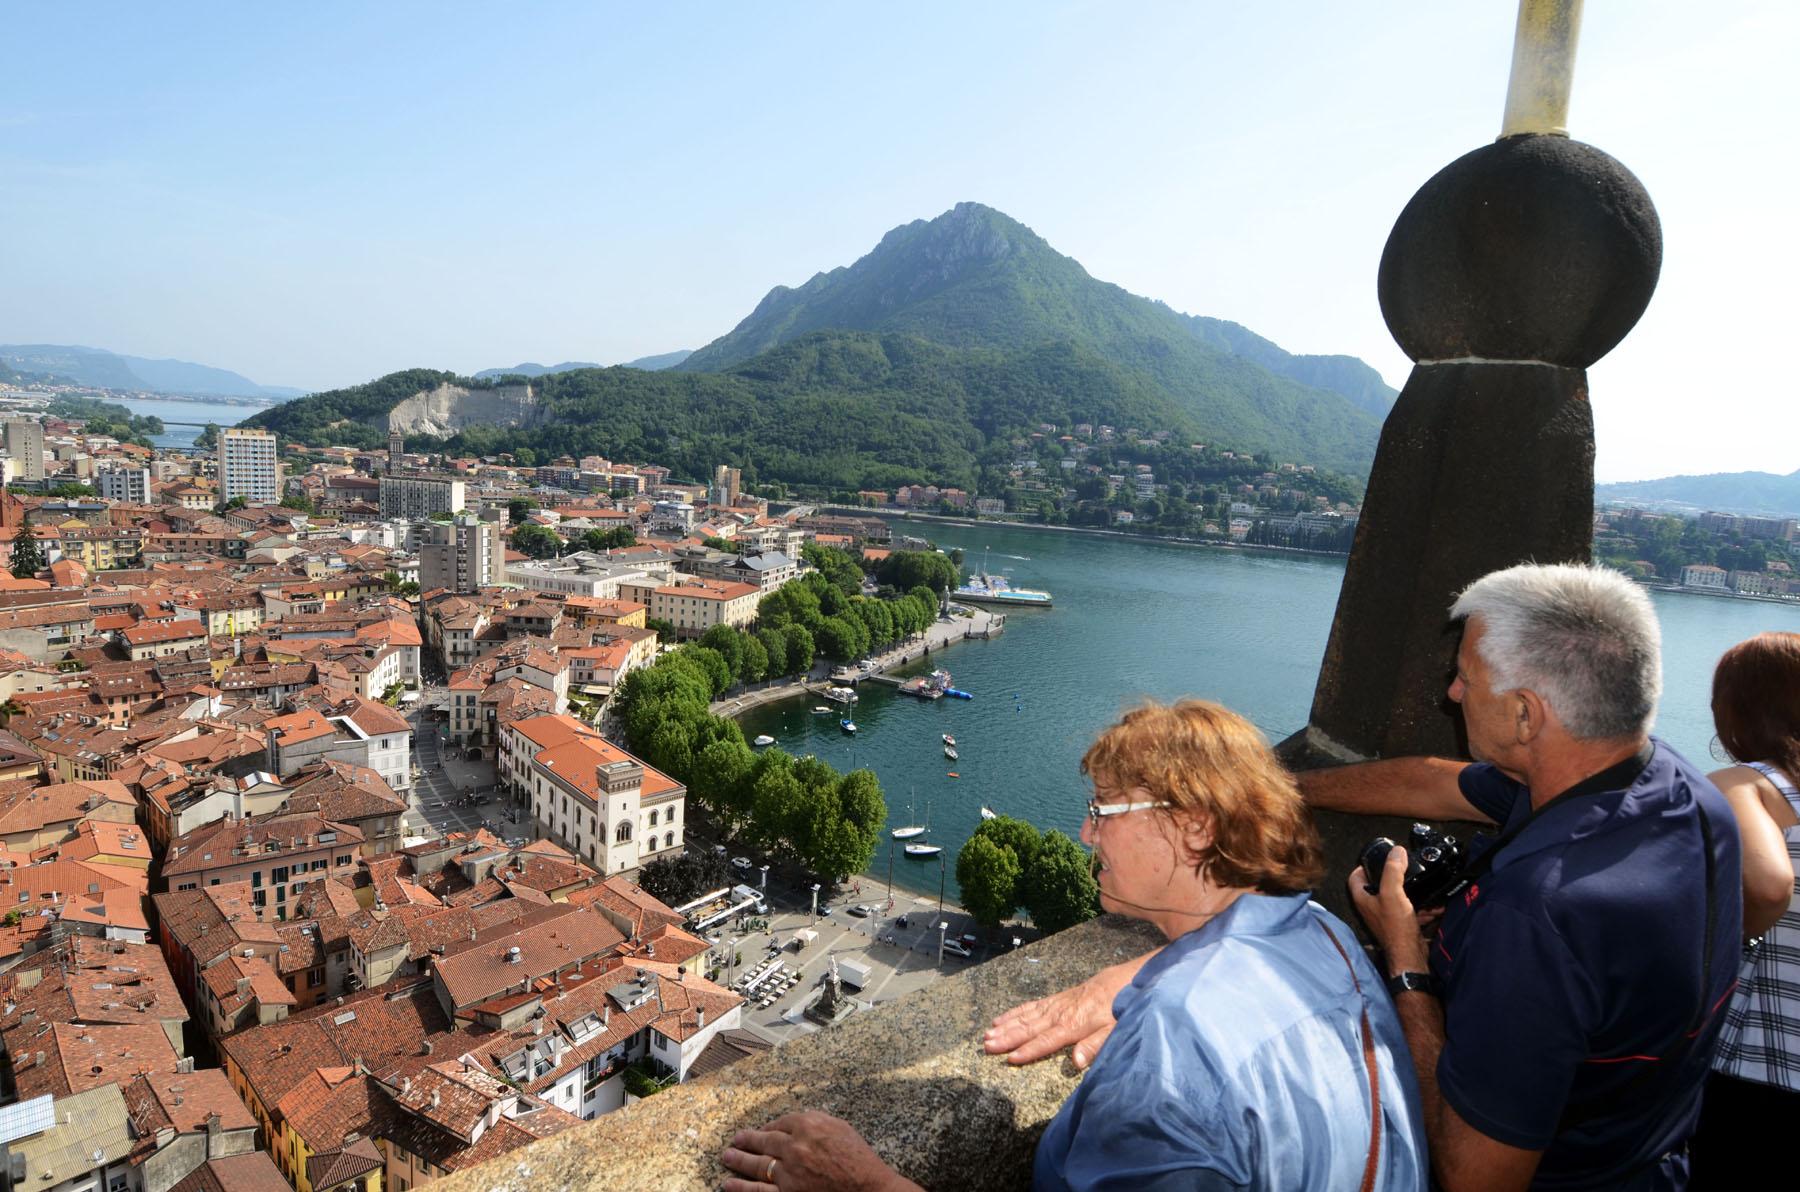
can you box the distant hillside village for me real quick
[1595,506,1800,598]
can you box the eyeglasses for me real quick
[1085,798,1172,824]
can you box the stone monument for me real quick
[803,956,857,1026]
[1287,0,1660,770]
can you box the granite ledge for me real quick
[429,914,1163,1192]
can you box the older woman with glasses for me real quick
[719,700,1426,1191]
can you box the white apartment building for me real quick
[97,464,153,504]
[379,473,466,520]
[2,418,45,481]
[219,427,280,504]
[502,713,685,873]
[505,552,671,599]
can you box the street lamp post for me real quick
[937,920,948,965]
[759,864,769,894]
[936,854,946,921]
[886,838,894,908]
[810,883,821,921]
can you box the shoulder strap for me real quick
[1318,918,1382,1192]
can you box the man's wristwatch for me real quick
[1385,971,1439,998]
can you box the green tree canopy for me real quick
[802,542,864,596]
[1022,829,1100,934]
[755,627,790,676]
[875,550,960,594]
[780,623,816,673]
[511,523,562,559]
[957,835,1024,927]
[8,519,45,579]
[738,633,769,684]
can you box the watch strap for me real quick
[1385,970,1438,998]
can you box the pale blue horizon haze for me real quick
[2,2,1794,482]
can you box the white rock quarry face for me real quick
[387,382,547,437]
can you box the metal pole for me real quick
[886,838,894,907]
[937,920,947,965]
[936,854,945,921]
[810,883,820,921]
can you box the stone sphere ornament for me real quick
[1378,134,1661,369]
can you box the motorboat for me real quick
[943,745,958,761]
[811,705,832,715]
[752,735,776,747]
[980,806,997,820]
[840,719,858,735]
[825,686,858,704]
[904,842,942,857]
[944,687,973,700]
[942,734,956,747]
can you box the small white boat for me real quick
[942,734,956,747]
[892,792,925,840]
[752,735,776,748]
[980,806,997,820]
[904,842,942,857]
[840,719,858,735]
[943,745,958,761]
[825,686,858,704]
[811,705,832,715]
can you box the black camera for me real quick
[1359,823,1469,911]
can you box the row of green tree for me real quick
[955,815,1100,933]
[613,639,884,882]
[754,545,950,664]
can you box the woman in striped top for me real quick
[1691,631,1800,1183]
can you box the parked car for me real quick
[731,856,752,871]
[941,939,973,958]
[847,905,872,918]
[961,932,979,949]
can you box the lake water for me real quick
[738,522,1800,901]
[109,395,282,450]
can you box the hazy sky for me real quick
[2,3,1793,482]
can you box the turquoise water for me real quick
[738,522,1800,901]
[108,395,279,450]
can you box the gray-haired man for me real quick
[987,564,1741,1191]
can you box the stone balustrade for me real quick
[430,914,1163,1191]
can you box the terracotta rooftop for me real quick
[11,1021,183,1100]
[433,909,626,1011]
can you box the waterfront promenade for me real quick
[709,605,1003,719]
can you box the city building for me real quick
[379,472,466,520]
[505,713,686,874]
[3,418,45,481]
[1680,563,1728,590]
[97,464,153,504]
[162,812,364,916]
[421,508,505,594]
[647,577,760,639]
[218,427,280,505]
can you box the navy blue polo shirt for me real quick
[1429,740,1741,1189]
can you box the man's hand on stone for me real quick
[983,953,1150,1069]
[1348,845,1431,974]
[720,1112,920,1192]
